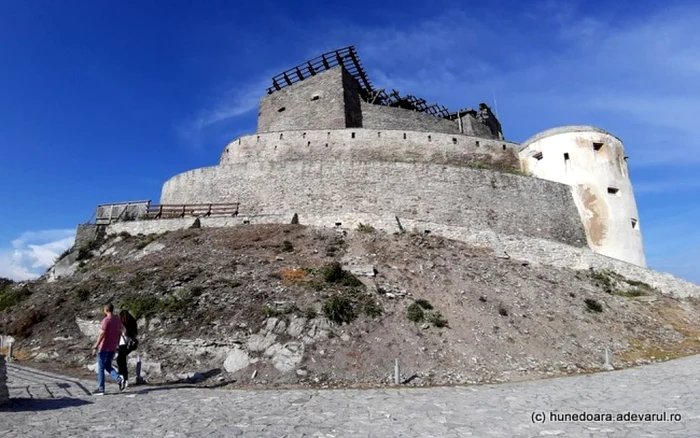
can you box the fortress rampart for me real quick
[219,129,519,168]
[161,161,587,248]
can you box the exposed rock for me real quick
[265,342,305,373]
[287,317,307,338]
[133,242,166,261]
[75,318,101,339]
[247,332,277,352]
[224,348,251,373]
[346,264,377,278]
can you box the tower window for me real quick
[564,153,570,161]
[280,133,283,140]
[631,218,639,229]
[311,95,320,101]
[607,187,620,196]
[475,141,480,147]
[278,107,286,112]
[403,133,407,140]
[452,138,457,144]
[428,135,432,142]
[593,142,604,151]
[351,132,355,139]
[533,152,543,160]
[502,144,507,150]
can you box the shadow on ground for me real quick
[0,397,92,412]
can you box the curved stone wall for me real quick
[519,127,645,266]
[220,129,520,169]
[161,161,587,248]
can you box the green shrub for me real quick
[282,240,294,252]
[322,296,356,324]
[584,298,603,313]
[414,299,433,310]
[322,262,363,287]
[406,302,425,323]
[75,287,90,302]
[356,223,375,233]
[362,298,383,317]
[427,311,449,328]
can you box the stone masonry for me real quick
[0,355,8,406]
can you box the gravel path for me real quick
[1,356,699,437]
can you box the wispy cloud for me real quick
[0,229,75,281]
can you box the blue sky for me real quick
[1,0,698,283]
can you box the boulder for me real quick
[224,349,251,373]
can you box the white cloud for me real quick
[0,229,75,281]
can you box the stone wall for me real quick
[360,102,463,135]
[74,224,99,249]
[0,355,8,406]
[161,162,586,248]
[220,129,519,169]
[258,68,351,133]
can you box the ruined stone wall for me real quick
[160,162,586,248]
[360,101,463,135]
[258,68,352,133]
[220,129,519,169]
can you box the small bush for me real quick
[120,295,164,319]
[498,306,509,317]
[584,298,603,313]
[414,299,433,310]
[356,223,375,233]
[362,298,383,317]
[282,240,294,252]
[190,285,204,297]
[75,287,90,302]
[302,307,317,319]
[427,311,449,328]
[322,262,363,287]
[135,234,158,250]
[406,302,425,323]
[322,296,356,324]
[9,309,46,338]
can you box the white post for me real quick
[458,114,463,134]
[394,359,400,385]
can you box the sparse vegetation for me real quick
[356,223,375,233]
[282,240,294,252]
[136,233,158,250]
[361,297,383,317]
[585,298,603,313]
[322,262,363,287]
[75,287,90,302]
[322,295,356,324]
[0,281,31,312]
[280,267,308,285]
[414,299,433,310]
[104,265,122,274]
[119,289,195,319]
[427,311,449,328]
[9,309,46,337]
[406,302,425,323]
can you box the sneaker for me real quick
[93,388,105,396]
[118,375,126,391]
[123,380,129,390]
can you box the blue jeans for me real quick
[96,350,121,390]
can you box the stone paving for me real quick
[1,356,699,437]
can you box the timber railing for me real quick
[145,202,240,219]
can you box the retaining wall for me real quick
[160,162,586,247]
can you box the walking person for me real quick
[116,310,138,389]
[92,303,124,395]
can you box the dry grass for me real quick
[280,267,309,285]
[621,305,700,362]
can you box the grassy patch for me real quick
[135,234,158,250]
[356,223,375,233]
[119,289,195,319]
[104,265,122,274]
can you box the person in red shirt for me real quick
[92,303,125,394]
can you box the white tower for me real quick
[519,126,646,267]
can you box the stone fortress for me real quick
[77,46,698,297]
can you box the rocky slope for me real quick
[1,224,699,388]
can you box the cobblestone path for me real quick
[1,356,699,437]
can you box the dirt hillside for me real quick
[1,224,700,388]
